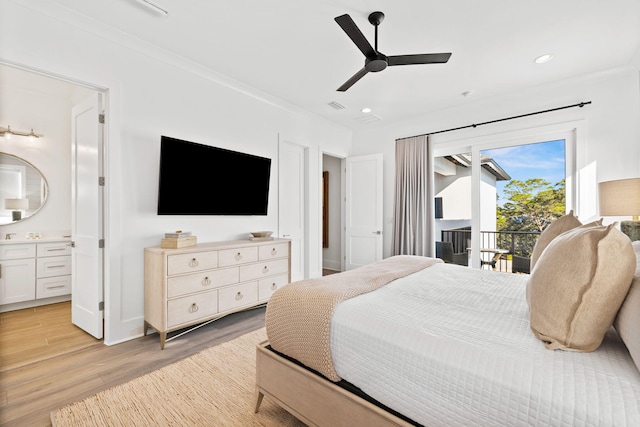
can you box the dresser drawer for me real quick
[37,242,72,257]
[167,267,239,298]
[239,259,289,282]
[258,242,289,260]
[167,290,219,328]
[167,251,218,276]
[37,275,71,299]
[218,246,258,267]
[37,255,71,278]
[219,282,258,312]
[0,244,36,261]
[258,274,289,300]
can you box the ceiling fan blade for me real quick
[337,67,369,92]
[388,53,452,66]
[335,14,376,58]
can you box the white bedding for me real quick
[330,262,640,426]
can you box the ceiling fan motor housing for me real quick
[366,53,388,72]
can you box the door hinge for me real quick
[99,176,105,186]
[99,301,104,311]
[99,113,105,124]
[99,239,105,248]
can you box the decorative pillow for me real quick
[614,241,640,370]
[530,210,582,270]
[527,224,636,351]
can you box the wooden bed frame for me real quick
[255,340,415,427]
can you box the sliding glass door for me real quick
[433,129,575,272]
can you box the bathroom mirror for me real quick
[0,153,49,225]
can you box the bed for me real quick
[255,218,640,426]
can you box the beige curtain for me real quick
[391,135,434,256]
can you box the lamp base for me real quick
[11,211,22,221]
[621,220,640,242]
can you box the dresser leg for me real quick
[143,321,149,336]
[254,388,264,413]
[160,332,167,350]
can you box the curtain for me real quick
[391,135,434,256]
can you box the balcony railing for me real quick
[440,227,541,274]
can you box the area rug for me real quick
[50,328,305,426]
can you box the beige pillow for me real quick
[614,241,640,370]
[527,224,636,351]
[530,210,582,270]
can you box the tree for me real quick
[497,178,565,233]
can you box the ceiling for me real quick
[21,1,640,131]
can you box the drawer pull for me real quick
[47,265,67,269]
[263,266,269,274]
[235,291,243,301]
[46,285,67,290]
[270,283,277,290]
[235,252,242,261]
[188,303,199,313]
[271,248,277,256]
[46,248,66,252]
[189,258,199,268]
[202,276,211,286]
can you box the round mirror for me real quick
[0,153,49,225]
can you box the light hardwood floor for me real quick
[0,302,101,372]
[0,304,266,427]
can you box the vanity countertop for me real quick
[0,237,72,245]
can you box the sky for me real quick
[482,139,565,205]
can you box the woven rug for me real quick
[51,328,305,426]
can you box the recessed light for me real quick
[361,107,372,113]
[534,53,554,64]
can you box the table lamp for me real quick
[4,198,29,221]
[598,177,640,241]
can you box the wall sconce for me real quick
[4,198,29,221]
[598,177,640,241]
[1,126,43,141]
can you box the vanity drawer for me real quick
[258,243,289,260]
[219,282,258,312]
[167,251,218,276]
[0,244,36,261]
[37,255,71,278]
[37,275,71,299]
[167,267,239,298]
[239,259,289,282]
[218,246,258,267]
[167,290,219,328]
[258,274,289,300]
[37,242,72,257]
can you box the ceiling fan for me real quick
[334,11,452,91]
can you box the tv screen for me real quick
[157,136,271,215]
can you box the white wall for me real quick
[0,1,351,344]
[352,67,640,258]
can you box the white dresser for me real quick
[144,238,290,349]
[0,239,72,311]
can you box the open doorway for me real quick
[0,63,106,368]
[322,153,344,275]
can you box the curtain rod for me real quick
[406,101,592,139]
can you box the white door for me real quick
[278,140,306,282]
[71,93,104,339]
[345,154,383,270]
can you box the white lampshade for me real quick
[4,198,28,210]
[598,178,640,217]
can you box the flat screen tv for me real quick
[157,136,271,215]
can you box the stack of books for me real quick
[161,230,197,249]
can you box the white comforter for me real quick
[330,262,640,426]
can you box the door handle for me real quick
[373,230,382,235]
[282,234,291,237]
